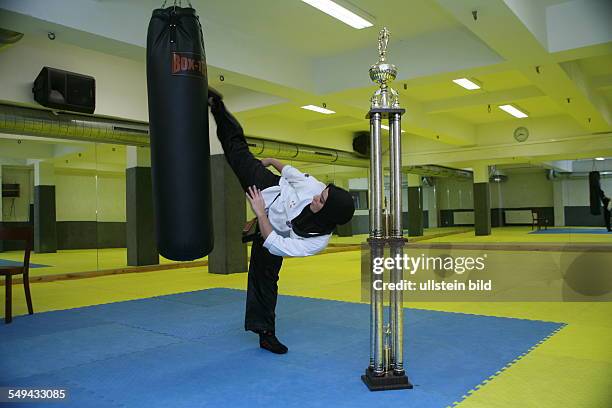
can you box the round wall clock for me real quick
[514,126,529,142]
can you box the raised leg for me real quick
[210,100,280,191]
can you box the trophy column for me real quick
[389,111,405,377]
[368,111,384,375]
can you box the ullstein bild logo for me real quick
[171,52,206,78]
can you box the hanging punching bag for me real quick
[146,4,213,261]
[589,171,602,216]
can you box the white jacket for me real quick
[260,165,331,257]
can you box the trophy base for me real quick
[366,107,405,119]
[361,367,413,391]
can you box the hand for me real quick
[260,158,285,173]
[246,186,266,216]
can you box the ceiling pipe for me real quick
[0,101,367,167]
[0,101,471,177]
[547,169,612,180]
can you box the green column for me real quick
[208,154,248,274]
[126,147,159,266]
[0,165,3,252]
[473,164,491,236]
[33,161,57,253]
[407,173,423,237]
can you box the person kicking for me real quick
[208,89,355,354]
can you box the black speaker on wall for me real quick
[352,131,370,156]
[32,67,95,114]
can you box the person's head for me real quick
[292,184,355,238]
[310,184,355,225]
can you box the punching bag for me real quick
[146,5,213,261]
[589,171,602,216]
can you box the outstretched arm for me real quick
[246,186,273,239]
[260,158,285,173]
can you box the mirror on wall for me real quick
[0,135,99,279]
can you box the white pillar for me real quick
[426,184,438,228]
[34,161,55,187]
[553,179,567,227]
[126,146,151,168]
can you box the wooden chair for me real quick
[0,226,34,324]
[531,210,548,231]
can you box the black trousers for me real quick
[211,101,283,333]
[603,198,611,231]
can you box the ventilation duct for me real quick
[0,102,150,146]
[546,169,559,180]
[245,137,366,167]
[0,102,368,167]
[422,176,435,187]
[405,164,472,179]
[547,170,612,180]
[0,28,23,52]
[489,174,508,183]
[0,101,484,175]
[489,165,508,183]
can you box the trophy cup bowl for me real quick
[369,62,397,86]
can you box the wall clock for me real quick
[514,126,529,142]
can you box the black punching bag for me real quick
[589,171,602,216]
[146,6,213,260]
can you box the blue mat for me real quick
[0,259,49,268]
[529,228,612,234]
[0,288,564,408]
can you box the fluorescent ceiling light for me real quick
[498,104,528,118]
[301,104,336,114]
[595,157,605,161]
[301,0,373,29]
[452,78,481,90]
[381,124,405,133]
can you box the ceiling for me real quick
[196,0,462,58]
[0,0,611,172]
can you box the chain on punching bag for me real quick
[146,2,213,261]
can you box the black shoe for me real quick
[258,331,288,354]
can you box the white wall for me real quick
[96,174,126,222]
[0,35,148,121]
[55,169,125,222]
[491,170,553,208]
[437,170,555,210]
[55,171,96,221]
[565,177,612,206]
[437,178,473,210]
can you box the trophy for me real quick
[362,27,412,391]
[369,27,400,109]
